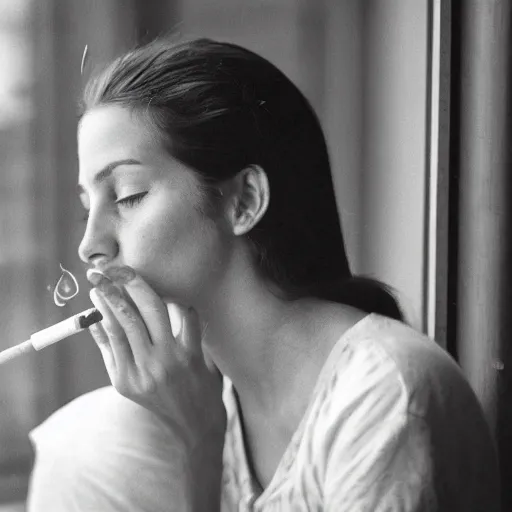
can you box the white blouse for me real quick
[220,314,500,510]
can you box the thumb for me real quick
[177,307,203,356]
[178,308,219,373]
[202,345,220,374]
[166,302,184,339]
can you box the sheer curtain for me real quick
[0,0,49,502]
[0,0,142,504]
[450,0,512,508]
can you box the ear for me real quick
[227,165,270,236]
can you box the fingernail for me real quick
[103,266,136,284]
[87,269,106,287]
[95,279,122,299]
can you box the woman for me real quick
[28,38,500,511]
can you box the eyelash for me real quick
[81,192,147,223]
[115,192,148,208]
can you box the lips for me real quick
[86,268,106,281]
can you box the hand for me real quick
[86,266,226,470]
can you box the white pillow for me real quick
[28,386,191,512]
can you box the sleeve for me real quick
[324,410,437,511]
[317,348,438,512]
[27,386,193,512]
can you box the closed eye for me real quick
[115,192,148,208]
[78,192,147,224]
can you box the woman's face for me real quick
[77,105,231,305]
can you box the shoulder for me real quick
[304,312,498,470]
[340,314,482,418]
[310,314,500,509]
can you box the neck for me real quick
[193,260,353,418]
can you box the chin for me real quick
[141,274,193,306]
[134,263,215,309]
[129,267,171,298]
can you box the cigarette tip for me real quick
[79,309,103,329]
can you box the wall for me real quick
[323,0,364,276]
[178,0,366,280]
[179,0,430,329]
[361,0,430,329]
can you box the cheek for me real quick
[121,207,227,298]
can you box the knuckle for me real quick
[133,364,171,395]
[146,363,170,387]
[139,376,158,395]
[117,302,135,320]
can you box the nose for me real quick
[78,209,119,266]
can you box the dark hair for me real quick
[80,37,404,322]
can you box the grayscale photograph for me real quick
[0,0,509,510]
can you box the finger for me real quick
[167,303,184,339]
[93,276,154,363]
[87,293,111,349]
[104,267,174,349]
[195,318,221,374]
[177,307,204,361]
[86,302,116,377]
[202,345,220,375]
[89,286,135,369]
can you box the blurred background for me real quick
[0,0,510,509]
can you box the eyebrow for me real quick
[76,158,142,194]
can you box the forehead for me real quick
[76,105,206,203]
[78,105,162,174]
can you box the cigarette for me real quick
[0,308,103,365]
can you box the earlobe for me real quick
[232,210,255,236]
[231,165,270,236]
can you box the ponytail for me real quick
[311,276,405,322]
